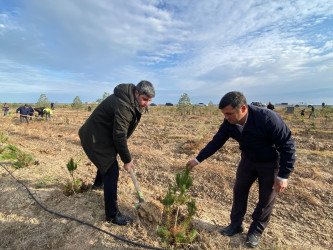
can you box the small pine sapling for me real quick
[64,157,83,195]
[158,164,197,247]
[0,144,33,168]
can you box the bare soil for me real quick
[0,107,332,249]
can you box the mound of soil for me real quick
[137,200,164,235]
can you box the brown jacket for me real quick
[79,84,142,175]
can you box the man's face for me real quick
[221,104,247,125]
[135,91,152,108]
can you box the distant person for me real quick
[308,105,315,119]
[51,102,55,110]
[78,81,155,226]
[43,108,53,120]
[3,103,9,116]
[28,106,34,120]
[267,102,275,110]
[187,91,296,248]
[322,102,325,108]
[88,106,92,111]
[34,107,45,117]
[16,104,31,123]
[301,109,305,117]
[144,106,149,113]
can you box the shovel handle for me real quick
[129,168,144,203]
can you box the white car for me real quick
[293,102,313,108]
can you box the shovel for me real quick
[129,169,164,233]
[129,168,145,209]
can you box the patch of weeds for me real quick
[0,144,34,168]
[311,122,316,130]
[306,122,317,131]
[196,126,207,140]
[36,175,58,188]
[0,131,8,143]
[158,164,197,248]
[162,125,170,137]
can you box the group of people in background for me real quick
[2,103,54,123]
[301,105,316,119]
[16,104,53,123]
[266,101,319,119]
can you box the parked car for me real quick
[165,102,173,106]
[150,103,157,106]
[197,103,207,106]
[293,102,313,108]
[251,102,266,107]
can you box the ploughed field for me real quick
[0,106,332,249]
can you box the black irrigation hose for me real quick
[0,163,165,250]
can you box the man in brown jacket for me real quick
[79,81,155,225]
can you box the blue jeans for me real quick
[44,111,51,120]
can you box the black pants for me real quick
[94,160,120,219]
[230,154,279,235]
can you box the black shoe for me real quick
[220,224,244,236]
[246,232,259,248]
[91,184,103,190]
[107,212,134,226]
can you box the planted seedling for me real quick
[0,144,33,168]
[158,164,197,248]
[63,156,89,196]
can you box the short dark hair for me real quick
[219,91,247,109]
[135,80,155,98]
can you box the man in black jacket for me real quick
[187,91,295,248]
[34,107,46,117]
[267,102,275,110]
[79,81,155,226]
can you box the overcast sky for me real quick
[0,0,332,105]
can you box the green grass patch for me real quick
[36,175,59,188]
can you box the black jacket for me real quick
[267,103,275,110]
[196,105,296,179]
[79,84,142,175]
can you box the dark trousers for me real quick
[93,160,120,219]
[230,154,279,235]
[20,115,29,123]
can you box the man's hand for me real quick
[187,159,198,171]
[124,161,135,173]
[272,178,288,193]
